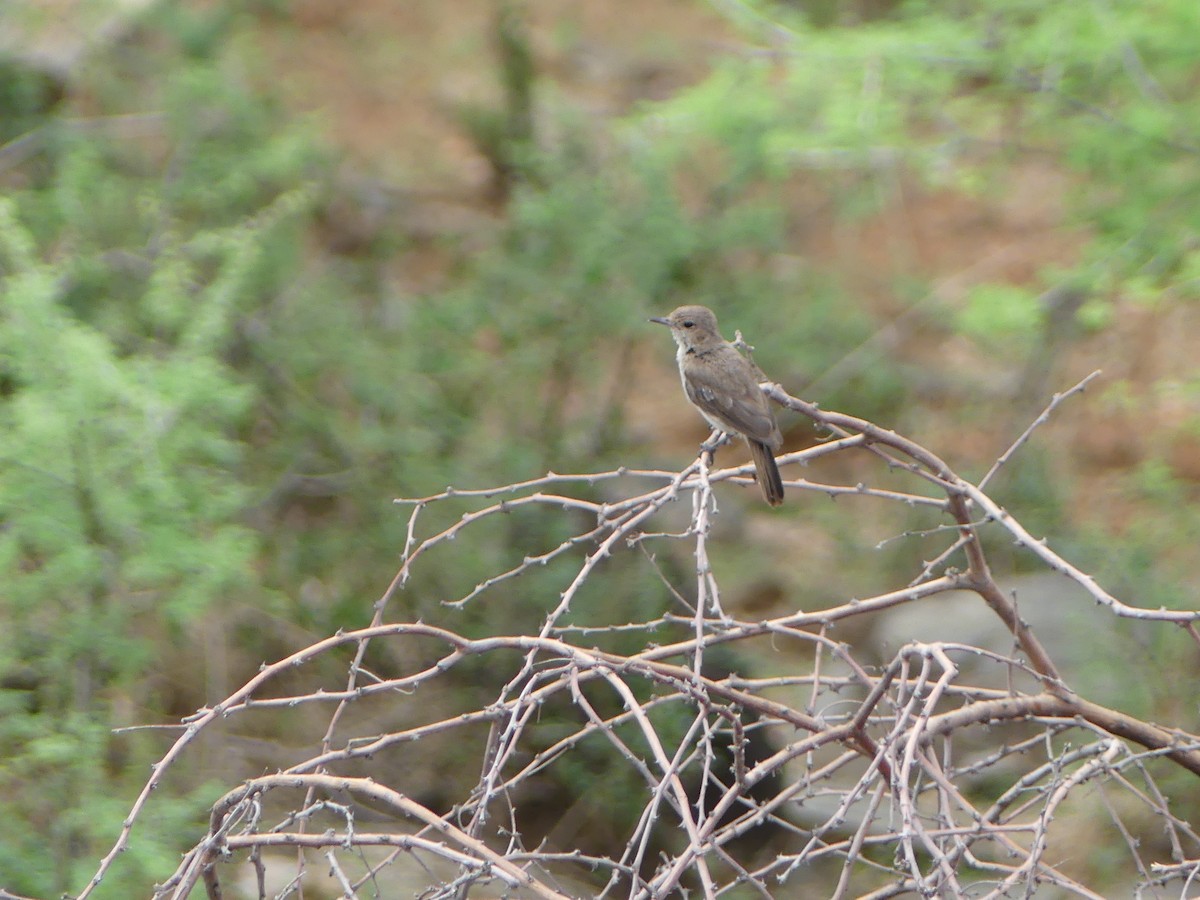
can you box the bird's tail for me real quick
[749,439,784,507]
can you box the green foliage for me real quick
[0,709,213,897]
[0,41,318,887]
[965,2,1200,292]
[687,0,1200,307]
[958,283,1042,343]
[0,58,61,142]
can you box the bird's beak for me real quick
[648,316,670,326]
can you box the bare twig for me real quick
[73,376,1200,900]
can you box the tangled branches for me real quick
[81,372,1200,899]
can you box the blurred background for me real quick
[2,0,1199,894]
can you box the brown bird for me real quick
[650,305,785,506]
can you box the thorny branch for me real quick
[71,372,1200,900]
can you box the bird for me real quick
[649,305,785,506]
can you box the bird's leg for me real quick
[699,429,730,465]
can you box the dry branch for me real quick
[70,376,1200,900]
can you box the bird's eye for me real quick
[682,320,694,328]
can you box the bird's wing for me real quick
[683,348,781,448]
